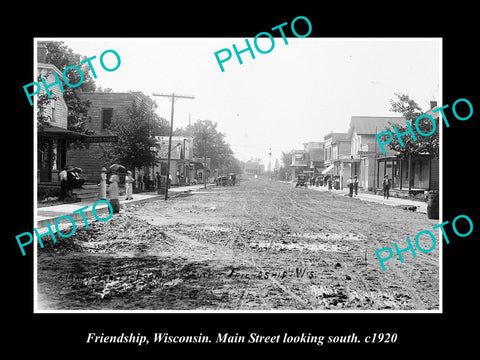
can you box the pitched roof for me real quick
[156,143,182,159]
[347,116,405,138]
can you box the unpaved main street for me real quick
[37,177,439,311]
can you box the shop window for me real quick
[102,108,113,129]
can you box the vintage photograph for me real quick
[33,37,441,312]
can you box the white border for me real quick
[33,37,443,314]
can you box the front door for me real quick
[38,147,51,182]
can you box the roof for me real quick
[156,144,182,160]
[347,116,405,139]
[37,62,64,79]
[37,123,85,139]
[324,132,348,142]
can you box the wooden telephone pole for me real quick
[153,93,194,200]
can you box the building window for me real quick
[102,108,113,129]
[50,99,56,122]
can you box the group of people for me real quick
[98,168,135,206]
[308,176,323,187]
[346,175,360,197]
[346,174,391,199]
[58,166,87,200]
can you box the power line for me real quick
[153,93,195,200]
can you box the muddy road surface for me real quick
[37,177,439,311]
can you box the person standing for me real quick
[155,172,162,194]
[143,173,150,191]
[347,176,353,197]
[353,175,359,197]
[109,171,120,213]
[383,174,391,199]
[59,166,68,200]
[99,167,107,200]
[125,170,135,200]
[137,173,143,192]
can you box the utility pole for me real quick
[204,132,207,189]
[153,93,194,200]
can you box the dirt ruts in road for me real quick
[37,178,439,310]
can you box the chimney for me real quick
[37,42,47,63]
[430,100,437,109]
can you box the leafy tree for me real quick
[174,119,241,174]
[100,100,158,174]
[151,115,170,137]
[387,92,439,158]
[281,151,293,166]
[44,41,95,145]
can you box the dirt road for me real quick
[37,177,439,311]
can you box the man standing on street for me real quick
[353,175,359,197]
[156,172,162,194]
[383,174,390,199]
[347,176,353,197]
[59,166,67,200]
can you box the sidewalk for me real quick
[36,183,214,230]
[308,184,428,213]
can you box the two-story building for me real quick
[375,103,439,196]
[37,42,85,187]
[322,132,351,189]
[66,91,155,184]
[289,149,308,180]
[303,142,325,177]
[244,159,265,176]
[347,116,404,191]
[153,136,194,185]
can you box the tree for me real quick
[44,41,95,145]
[277,151,293,181]
[151,115,170,137]
[387,92,439,158]
[174,119,241,174]
[281,151,293,166]
[100,100,158,173]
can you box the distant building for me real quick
[153,136,194,185]
[303,141,324,177]
[244,159,265,175]
[288,150,307,179]
[322,132,350,189]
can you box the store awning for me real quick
[322,163,334,174]
[38,124,86,140]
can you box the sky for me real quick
[40,37,441,167]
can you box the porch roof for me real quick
[37,124,86,139]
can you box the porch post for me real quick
[408,155,412,193]
[399,158,403,190]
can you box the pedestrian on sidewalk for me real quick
[125,171,135,200]
[59,166,67,200]
[143,173,150,191]
[109,171,120,213]
[353,175,359,197]
[347,176,353,197]
[99,167,107,200]
[155,172,162,194]
[383,174,390,199]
